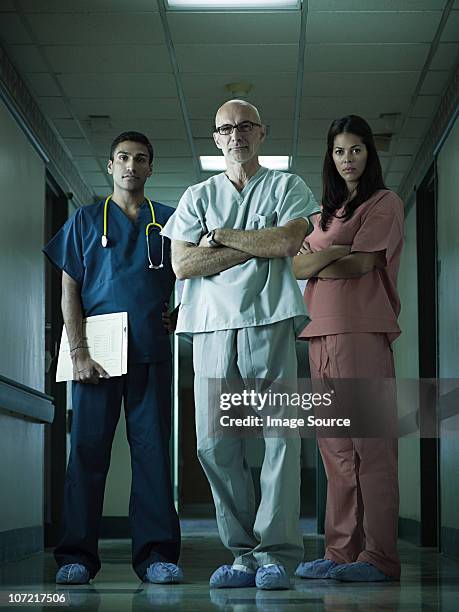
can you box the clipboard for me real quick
[56,312,128,382]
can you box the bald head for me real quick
[215,99,262,127]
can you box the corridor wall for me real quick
[394,203,421,540]
[0,98,48,559]
[437,114,459,559]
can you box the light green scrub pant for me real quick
[192,318,303,574]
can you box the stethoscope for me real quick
[101,195,164,269]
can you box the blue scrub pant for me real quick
[54,361,180,579]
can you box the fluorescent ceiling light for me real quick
[200,156,290,171]
[167,0,300,10]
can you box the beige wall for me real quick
[0,98,46,533]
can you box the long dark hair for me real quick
[321,115,386,231]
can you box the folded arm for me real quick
[214,218,309,259]
[293,245,351,279]
[171,240,253,280]
[316,251,386,278]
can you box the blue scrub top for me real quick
[43,199,176,363]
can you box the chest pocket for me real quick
[249,212,277,229]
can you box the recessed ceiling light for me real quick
[200,156,290,171]
[167,0,300,10]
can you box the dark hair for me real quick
[109,131,154,164]
[321,115,386,231]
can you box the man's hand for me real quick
[162,302,179,334]
[71,348,109,384]
[298,240,312,255]
[198,234,215,248]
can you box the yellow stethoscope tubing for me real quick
[101,195,164,268]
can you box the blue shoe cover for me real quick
[255,565,290,590]
[56,563,90,584]
[210,564,256,588]
[295,558,338,579]
[144,562,184,584]
[329,561,395,582]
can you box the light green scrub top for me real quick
[161,167,320,335]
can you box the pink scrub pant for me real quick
[309,333,400,580]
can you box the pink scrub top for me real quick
[299,189,404,343]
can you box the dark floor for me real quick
[1,519,458,611]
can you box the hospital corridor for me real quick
[1,1,459,610]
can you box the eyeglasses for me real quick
[214,121,262,136]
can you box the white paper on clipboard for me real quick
[56,312,128,382]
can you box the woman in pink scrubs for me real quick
[293,115,404,582]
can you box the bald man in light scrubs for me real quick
[162,100,320,590]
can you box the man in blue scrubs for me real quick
[43,132,182,585]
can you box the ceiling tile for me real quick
[441,9,459,42]
[295,157,324,173]
[175,44,298,74]
[37,96,72,119]
[419,70,451,95]
[57,73,176,98]
[186,96,296,120]
[151,140,191,156]
[306,12,442,44]
[53,118,187,142]
[0,0,15,10]
[6,45,48,72]
[410,95,440,116]
[149,187,187,203]
[25,73,61,96]
[20,0,159,11]
[74,157,103,172]
[151,158,196,173]
[265,120,294,140]
[297,139,327,155]
[300,96,411,119]
[151,173,196,187]
[25,12,164,45]
[52,119,85,138]
[69,97,183,120]
[181,73,297,100]
[302,71,419,97]
[304,43,429,71]
[0,14,33,43]
[42,45,172,74]
[168,12,300,44]
[63,138,94,156]
[429,42,459,69]
[309,1,447,9]
[299,119,334,138]
[399,117,430,138]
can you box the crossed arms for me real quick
[293,244,385,280]
[171,218,309,280]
